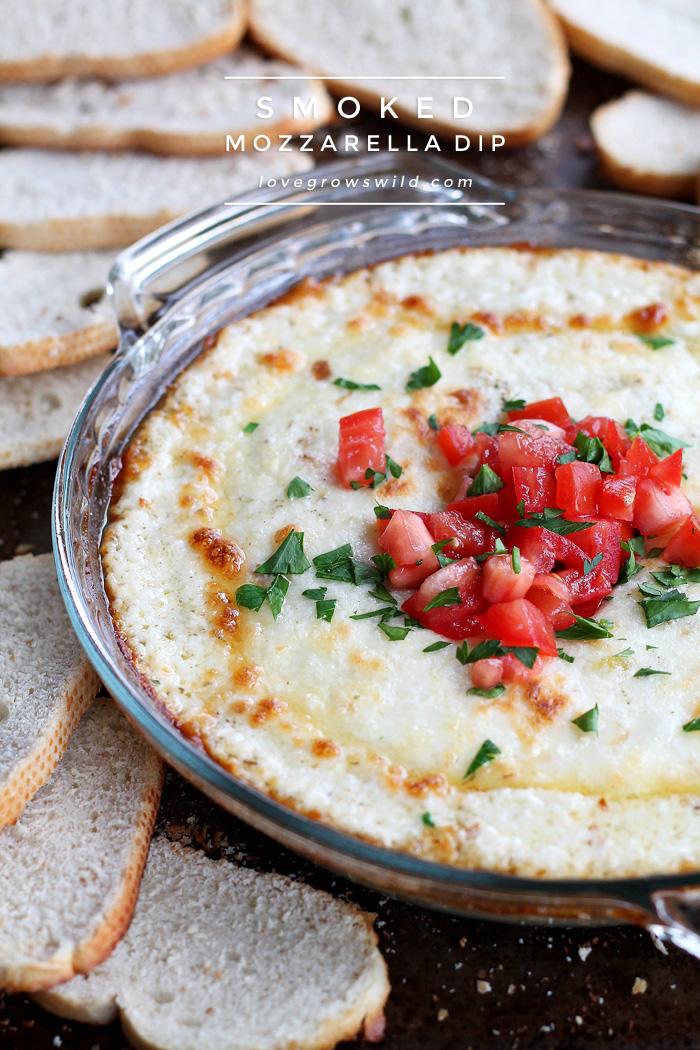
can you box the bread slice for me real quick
[35,836,389,1050]
[591,91,700,199]
[0,251,117,376]
[0,51,333,157]
[0,0,247,82]
[548,0,700,107]
[0,353,109,469]
[0,697,164,992]
[0,148,314,251]
[0,553,100,829]
[249,0,570,148]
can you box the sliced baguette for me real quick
[0,697,164,992]
[0,148,313,251]
[0,0,247,82]
[0,51,333,157]
[0,251,117,375]
[591,91,700,199]
[0,553,100,829]
[0,353,109,470]
[548,0,700,107]
[249,0,570,147]
[35,836,389,1050]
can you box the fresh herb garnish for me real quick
[468,685,506,698]
[333,377,381,391]
[557,450,577,465]
[638,334,675,350]
[313,544,380,585]
[456,638,538,668]
[467,464,504,497]
[353,467,386,490]
[427,413,439,431]
[350,607,396,622]
[572,705,599,733]
[423,587,462,612]
[315,598,337,622]
[619,537,645,582]
[583,553,603,576]
[242,421,259,433]
[512,546,521,574]
[501,397,526,412]
[683,716,700,732]
[556,615,614,640]
[423,640,451,652]
[473,421,500,436]
[518,508,594,536]
[613,648,635,658]
[379,622,411,641]
[287,476,313,499]
[255,531,310,576]
[236,575,289,620]
[464,739,501,777]
[639,588,700,628]
[474,511,506,538]
[633,667,671,677]
[406,356,441,391]
[574,431,614,474]
[302,587,327,601]
[371,553,396,577]
[385,455,403,479]
[447,321,485,355]
[422,811,436,827]
[557,648,575,663]
[654,402,665,422]
[265,575,289,619]
[369,582,397,605]
[624,419,687,459]
[374,503,391,520]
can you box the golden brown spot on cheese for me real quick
[233,664,263,690]
[275,274,337,306]
[189,451,223,481]
[402,405,432,442]
[139,497,151,509]
[450,387,483,413]
[405,773,449,798]
[250,696,288,726]
[599,797,609,810]
[312,359,331,380]
[436,477,457,502]
[388,322,410,338]
[273,523,298,544]
[382,475,416,499]
[346,315,372,332]
[631,302,670,332]
[260,348,306,372]
[205,586,240,639]
[472,310,503,333]
[569,313,592,329]
[111,433,151,503]
[401,294,434,315]
[190,528,245,581]
[366,288,393,318]
[312,739,341,759]
[232,698,253,714]
[522,679,569,724]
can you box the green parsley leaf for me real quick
[654,402,665,422]
[473,421,500,436]
[640,588,700,628]
[423,587,462,612]
[501,397,526,412]
[468,686,506,698]
[379,622,410,641]
[255,531,311,576]
[313,544,380,585]
[557,450,577,465]
[242,421,259,433]
[638,334,675,350]
[613,648,635,658]
[647,547,665,559]
[422,811,436,827]
[683,716,700,732]
[235,584,267,612]
[371,553,396,577]
[447,321,485,355]
[474,511,506,538]
[427,413,439,431]
[518,509,594,536]
[266,575,289,619]
[556,615,614,640]
[302,587,327,601]
[583,553,603,576]
[385,454,403,479]
[507,646,539,669]
[633,667,671,677]
[462,638,504,662]
[403,615,426,630]
[286,476,313,499]
[497,424,528,435]
[516,499,525,519]
[316,598,336,622]
[464,739,501,777]
[619,538,644,583]
[406,356,441,391]
[423,640,450,653]
[350,607,396,621]
[374,503,391,520]
[467,464,504,497]
[369,583,397,605]
[574,431,614,474]
[653,565,700,587]
[333,377,381,391]
[455,641,470,665]
[512,546,521,574]
[636,424,687,459]
[363,467,386,489]
[557,648,575,663]
[572,705,599,733]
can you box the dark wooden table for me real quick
[2,57,700,1050]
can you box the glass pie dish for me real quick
[53,151,700,957]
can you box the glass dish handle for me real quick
[646,887,700,957]
[107,152,507,334]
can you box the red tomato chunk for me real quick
[338,408,385,489]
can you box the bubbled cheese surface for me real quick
[103,247,700,878]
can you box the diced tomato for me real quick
[375,508,431,538]
[498,430,573,475]
[446,492,501,522]
[482,552,536,604]
[507,397,572,428]
[650,448,683,487]
[574,597,607,617]
[479,597,558,656]
[509,418,569,442]
[633,478,692,538]
[428,511,495,558]
[599,475,636,522]
[526,573,574,630]
[662,515,700,566]
[474,432,501,473]
[436,425,478,468]
[512,466,556,514]
[498,482,520,524]
[471,658,503,689]
[500,652,546,683]
[569,518,622,586]
[555,461,601,516]
[507,524,587,575]
[337,407,385,489]
[379,509,439,588]
[618,436,658,479]
[402,558,486,639]
[558,565,613,608]
[570,416,631,472]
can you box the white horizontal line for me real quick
[224,201,506,207]
[224,75,505,80]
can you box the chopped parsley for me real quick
[574,431,614,474]
[236,575,289,620]
[423,640,450,653]
[371,553,396,577]
[350,467,386,490]
[613,648,635,658]
[406,356,441,391]
[374,503,391,520]
[456,638,539,668]
[350,607,395,621]
[242,421,259,433]
[423,587,462,612]
[333,377,381,391]
[265,574,289,619]
[286,476,313,499]
[556,615,614,640]
[474,511,506,538]
[467,464,504,497]
[512,546,521,574]
[468,685,506,698]
[385,454,403,479]
[583,553,603,576]
[637,334,675,350]
[302,587,327,601]
[557,648,575,663]
[313,544,381,585]
[572,705,599,733]
[255,531,310,576]
[368,582,397,605]
[421,811,436,827]
[654,402,665,422]
[619,537,644,582]
[427,413,439,431]
[624,419,687,459]
[517,508,594,536]
[633,667,671,677]
[557,450,576,465]
[501,397,526,412]
[464,739,501,777]
[379,622,410,641]
[683,716,700,732]
[315,598,337,622]
[639,587,700,628]
[447,321,485,355]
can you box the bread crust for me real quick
[556,14,700,107]
[249,0,570,148]
[0,212,181,252]
[0,1,248,83]
[0,320,118,376]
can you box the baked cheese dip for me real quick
[103,246,700,879]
